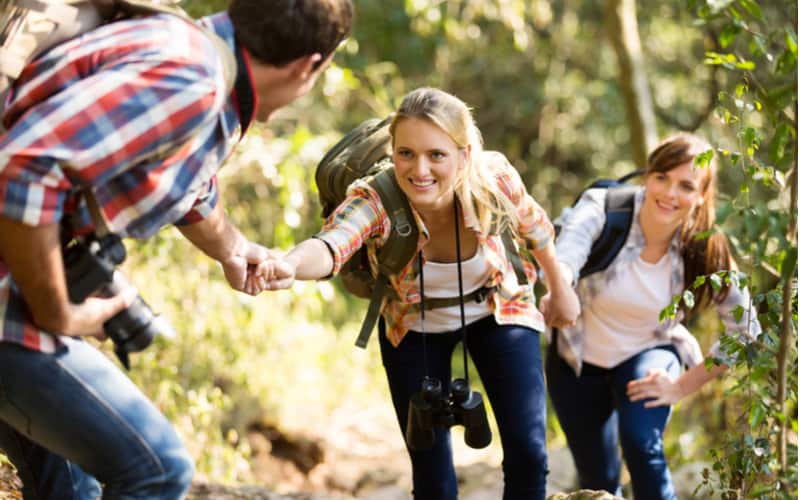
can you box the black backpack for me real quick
[556,171,642,280]
[315,117,529,348]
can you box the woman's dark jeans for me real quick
[380,315,548,500]
[0,339,194,499]
[546,340,681,500]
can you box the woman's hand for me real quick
[626,368,685,408]
[540,286,580,329]
[244,256,296,295]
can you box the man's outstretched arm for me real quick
[177,202,272,294]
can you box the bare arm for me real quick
[284,238,335,281]
[627,358,728,408]
[245,238,334,294]
[0,216,134,336]
[178,202,270,293]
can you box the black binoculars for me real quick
[62,232,175,369]
[405,376,492,451]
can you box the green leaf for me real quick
[659,296,680,322]
[769,122,793,164]
[786,28,798,55]
[695,149,714,169]
[692,275,707,289]
[737,0,763,20]
[719,23,741,48]
[733,305,745,322]
[683,290,696,309]
[776,47,798,76]
[781,248,798,282]
[710,273,723,291]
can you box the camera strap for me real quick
[453,200,470,386]
[416,200,471,385]
[81,189,113,237]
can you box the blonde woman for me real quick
[253,87,579,499]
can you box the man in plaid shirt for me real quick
[0,0,352,497]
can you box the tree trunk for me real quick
[777,159,797,485]
[604,0,658,167]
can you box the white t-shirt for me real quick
[582,252,674,368]
[406,246,493,333]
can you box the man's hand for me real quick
[244,255,296,294]
[219,240,271,293]
[0,215,139,338]
[177,203,289,294]
[62,287,139,338]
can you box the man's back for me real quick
[0,13,237,239]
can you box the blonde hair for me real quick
[388,87,520,235]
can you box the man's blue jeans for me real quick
[545,339,681,500]
[0,339,194,499]
[380,316,548,500]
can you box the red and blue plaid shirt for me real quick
[0,12,248,351]
[316,151,554,347]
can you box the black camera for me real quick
[62,232,175,369]
[405,376,492,451]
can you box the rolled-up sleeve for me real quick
[554,188,608,285]
[313,183,389,276]
[490,152,553,250]
[174,177,219,226]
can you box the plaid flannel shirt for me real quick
[0,12,247,352]
[315,151,554,347]
[553,186,762,375]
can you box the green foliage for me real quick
[686,0,798,496]
[36,0,790,492]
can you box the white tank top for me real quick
[406,246,493,333]
[582,252,674,368]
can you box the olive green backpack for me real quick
[315,115,420,348]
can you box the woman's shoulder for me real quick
[480,150,515,173]
[479,150,523,191]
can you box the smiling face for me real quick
[392,117,468,214]
[642,160,706,230]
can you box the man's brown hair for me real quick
[229,0,353,68]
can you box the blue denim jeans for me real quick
[545,339,681,500]
[380,315,548,500]
[0,339,194,499]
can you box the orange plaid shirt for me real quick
[315,151,554,347]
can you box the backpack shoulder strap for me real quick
[354,168,419,348]
[500,228,529,286]
[112,0,236,96]
[578,184,638,279]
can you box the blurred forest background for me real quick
[3,0,797,498]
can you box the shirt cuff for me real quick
[174,177,219,226]
[0,178,65,227]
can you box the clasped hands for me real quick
[240,251,296,296]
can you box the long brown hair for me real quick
[646,133,731,312]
